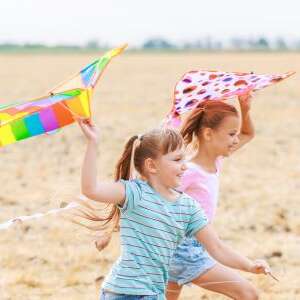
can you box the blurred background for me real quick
[0,1,300,52]
[0,1,299,299]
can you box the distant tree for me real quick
[193,40,205,49]
[0,43,21,50]
[23,43,46,49]
[182,40,204,50]
[143,38,175,49]
[295,40,300,50]
[182,42,192,50]
[230,37,250,50]
[86,39,100,49]
[202,36,213,50]
[255,37,270,50]
[275,38,287,50]
[214,41,223,50]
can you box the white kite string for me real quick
[0,140,76,231]
[0,202,79,231]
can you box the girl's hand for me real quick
[78,118,99,144]
[238,92,252,113]
[249,259,271,275]
[94,234,111,252]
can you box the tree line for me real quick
[0,36,299,52]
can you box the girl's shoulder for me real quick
[176,191,199,207]
[119,179,157,213]
[174,193,206,218]
[124,178,154,194]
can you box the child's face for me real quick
[154,147,187,189]
[209,116,240,157]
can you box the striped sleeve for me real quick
[185,200,208,237]
[118,179,142,213]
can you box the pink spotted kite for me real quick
[164,70,295,127]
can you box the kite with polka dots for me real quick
[164,70,295,127]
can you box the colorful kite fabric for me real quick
[49,44,127,94]
[0,45,127,147]
[164,70,295,127]
[0,89,90,147]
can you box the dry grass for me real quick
[0,52,299,299]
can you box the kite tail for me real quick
[0,202,78,231]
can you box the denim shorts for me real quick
[100,290,159,300]
[168,238,216,285]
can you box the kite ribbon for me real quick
[0,202,79,231]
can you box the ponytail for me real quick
[115,135,140,180]
[181,100,238,147]
[181,107,205,145]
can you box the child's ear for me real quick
[203,127,213,142]
[144,158,158,174]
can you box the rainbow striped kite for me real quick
[0,45,127,147]
[0,89,90,147]
[49,44,127,93]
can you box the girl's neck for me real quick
[147,177,179,202]
[191,145,219,173]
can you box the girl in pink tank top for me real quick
[178,158,222,222]
[167,94,260,300]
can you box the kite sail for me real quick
[49,44,127,94]
[164,70,295,127]
[0,45,127,147]
[0,89,90,147]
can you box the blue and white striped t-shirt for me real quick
[102,179,208,299]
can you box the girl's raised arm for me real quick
[232,93,255,152]
[79,119,125,205]
[195,224,270,275]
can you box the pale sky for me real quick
[0,0,299,46]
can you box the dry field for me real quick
[0,52,299,300]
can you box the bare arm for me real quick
[79,119,125,205]
[232,93,255,152]
[195,224,270,274]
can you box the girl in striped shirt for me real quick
[77,119,270,300]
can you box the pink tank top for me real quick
[179,158,222,222]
